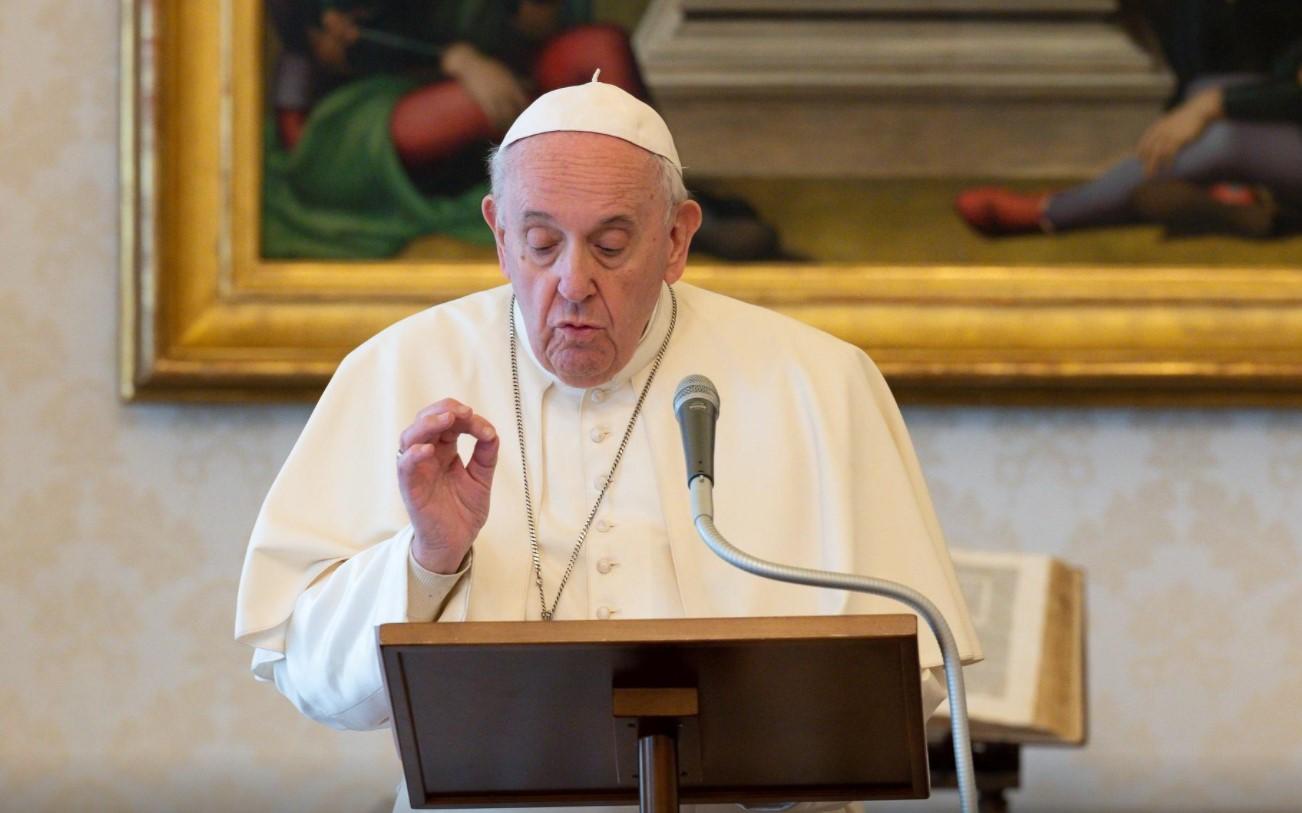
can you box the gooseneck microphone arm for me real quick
[673,376,979,813]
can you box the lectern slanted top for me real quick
[379,614,929,809]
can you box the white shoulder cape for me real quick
[235,283,981,670]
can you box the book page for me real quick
[935,549,1050,728]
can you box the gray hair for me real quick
[486,142,689,227]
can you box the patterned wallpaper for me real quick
[1,2,1299,810]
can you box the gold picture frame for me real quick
[121,0,1302,404]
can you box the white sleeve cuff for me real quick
[921,666,948,721]
[407,545,472,622]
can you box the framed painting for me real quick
[121,0,1302,404]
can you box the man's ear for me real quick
[663,199,702,285]
[481,194,509,278]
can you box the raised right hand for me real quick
[397,399,500,574]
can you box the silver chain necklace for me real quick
[510,287,678,621]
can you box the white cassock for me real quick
[234,281,981,813]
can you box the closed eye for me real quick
[524,224,560,257]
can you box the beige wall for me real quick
[1,3,1299,810]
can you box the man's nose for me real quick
[555,245,597,302]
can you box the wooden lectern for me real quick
[379,615,930,812]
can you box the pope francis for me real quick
[235,77,980,813]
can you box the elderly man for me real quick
[236,79,979,812]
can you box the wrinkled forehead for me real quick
[500,132,663,224]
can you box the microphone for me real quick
[673,375,720,485]
[674,375,980,813]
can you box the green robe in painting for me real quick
[261,75,491,260]
[260,0,594,259]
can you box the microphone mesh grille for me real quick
[674,374,719,413]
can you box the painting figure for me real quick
[262,0,782,261]
[955,4,1302,240]
[263,0,641,258]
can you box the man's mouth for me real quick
[556,322,602,337]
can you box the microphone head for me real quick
[674,374,719,416]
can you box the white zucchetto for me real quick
[499,71,682,170]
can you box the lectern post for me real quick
[638,726,677,813]
[613,687,699,813]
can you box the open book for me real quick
[931,549,1086,745]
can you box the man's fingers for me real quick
[466,434,500,487]
[403,400,476,449]
[395,442,438,479]
[413,398,472,425]
[396,439,465,486]
[400,410,455,453]
[398,430,498,491]
[432,412,496,444]
[435,412,497,445]
[400,410,499,454]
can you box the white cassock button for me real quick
[591,388,607,403]
[595,518,612,533]
[592,474,610,491]
[590,426,609,443]
[596,606,614,620]
[596,558,615,574]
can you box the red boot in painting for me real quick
[954,187,1051,236]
